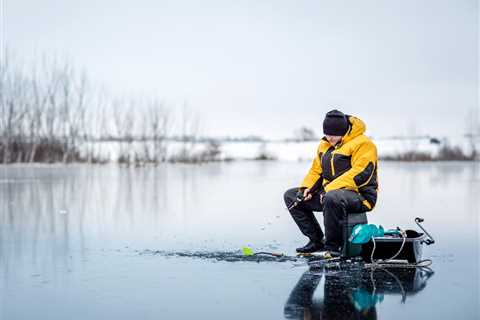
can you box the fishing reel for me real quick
[287,190,306,210]
[295,189,306,202]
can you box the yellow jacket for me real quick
[300,115,378,210]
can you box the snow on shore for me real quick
[222,137,475,161]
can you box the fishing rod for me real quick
[288,176,325,210]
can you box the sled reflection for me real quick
[284,265,434,319]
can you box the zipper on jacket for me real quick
[330,149,337,177]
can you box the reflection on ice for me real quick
[284,265,434,320]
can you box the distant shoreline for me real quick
[1,138,478,165]
[0,137,479,167]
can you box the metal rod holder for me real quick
[415,217,435,245]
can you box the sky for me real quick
[2,0,479,139]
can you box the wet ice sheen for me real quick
[0,161,478,319]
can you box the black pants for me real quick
[283,188,369,250]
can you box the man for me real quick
[284,109,378,254]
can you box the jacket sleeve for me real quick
[300,146,323,189]
[324,140,377,192]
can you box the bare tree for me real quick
[43,59,63,162]
[465,107,480,160]
[0,51,181,165]
[0,54,28,163]
[112,99,136,165]
[85,89,108,163]
[56,62,87,163]
[64,69,88,163]
[147,99,170,163]
[173,102,201,162]
[27,60,49,162]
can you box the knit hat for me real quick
[323,109,349,136]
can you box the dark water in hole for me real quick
[0,161,479,319]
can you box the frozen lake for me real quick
[1,161,479,319]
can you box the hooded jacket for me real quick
[300,115,378,210]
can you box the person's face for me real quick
[325,135,343,146]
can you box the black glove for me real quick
[296,188,306,202]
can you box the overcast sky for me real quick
[3,0,479,139]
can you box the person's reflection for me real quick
[284,264,434,320]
